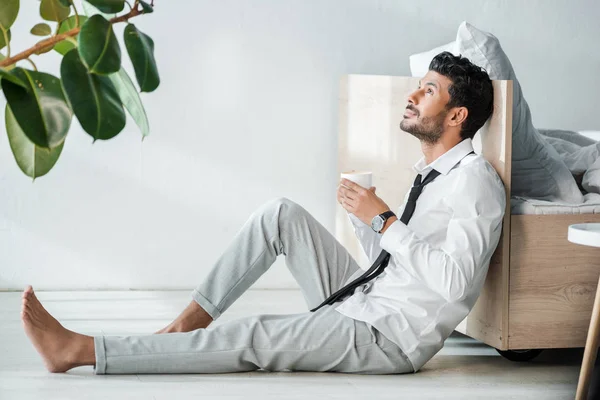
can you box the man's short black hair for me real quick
[428,52,494,140]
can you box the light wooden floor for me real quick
[0,289,586,399]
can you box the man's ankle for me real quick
[70,335,96,367]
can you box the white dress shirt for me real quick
[334,138,506,372]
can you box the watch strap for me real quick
[378,211,396,220]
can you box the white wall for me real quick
[1,0,599,290]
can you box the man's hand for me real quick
[337,178,392,226]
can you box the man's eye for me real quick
[427,89,433,95]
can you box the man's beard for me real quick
[400,109,447,145]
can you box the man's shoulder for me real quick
[451,155,506,198]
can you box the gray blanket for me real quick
[539,129,600,195]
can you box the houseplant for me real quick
[0,0,158,178]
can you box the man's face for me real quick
[400,71,453,144]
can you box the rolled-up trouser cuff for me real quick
[93,336,107,375]
[191,289,221,320]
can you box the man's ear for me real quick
[448,107,468,128]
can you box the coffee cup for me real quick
[340,171,372,189]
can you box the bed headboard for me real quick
[335,75,513,349]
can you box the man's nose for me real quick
[406,89,419,105]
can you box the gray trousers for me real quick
[93,197,413,375]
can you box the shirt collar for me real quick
[412,138,475,176]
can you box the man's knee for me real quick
[261,197,303,218]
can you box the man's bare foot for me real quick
[21,285,95,373]
[155,300,213,334]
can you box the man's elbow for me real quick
[441,262,471,303]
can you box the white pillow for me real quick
[409,41,457,78]
[408,22,583,203]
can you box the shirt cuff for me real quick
[379,219,411,253]
[348,211,368,227]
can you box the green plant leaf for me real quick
[0,68,26,87]
[40,0,70,22]
[6,104,65,179]
[83,0,124,14]
[124,24,159,92]
[0,29,11,51]
[54,15,88,55]
[139,0,153,13]
[81,1,114,20]
[61,49,125,140]
[31,22,51,36]
[58,0,72,6]
[1,68,72,148]
[108,68,149,137]
[0,56,18,92]
[0,0,19,30]
[78,14,120,74]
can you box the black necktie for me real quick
[310,168,442,312]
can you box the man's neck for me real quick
[421,135,462,165]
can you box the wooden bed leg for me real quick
[576,275,600,400]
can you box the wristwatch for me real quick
[371,211,396,233]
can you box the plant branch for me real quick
[72,1,80,28]
[0,6,144,68]
[24,58,38,71]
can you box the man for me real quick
[20,52,505,375]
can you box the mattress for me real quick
[511,193,600,215]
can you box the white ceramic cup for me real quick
[340,171,372,189]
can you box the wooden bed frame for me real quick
[336,74,600,356]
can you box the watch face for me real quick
[371,216,384,232]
